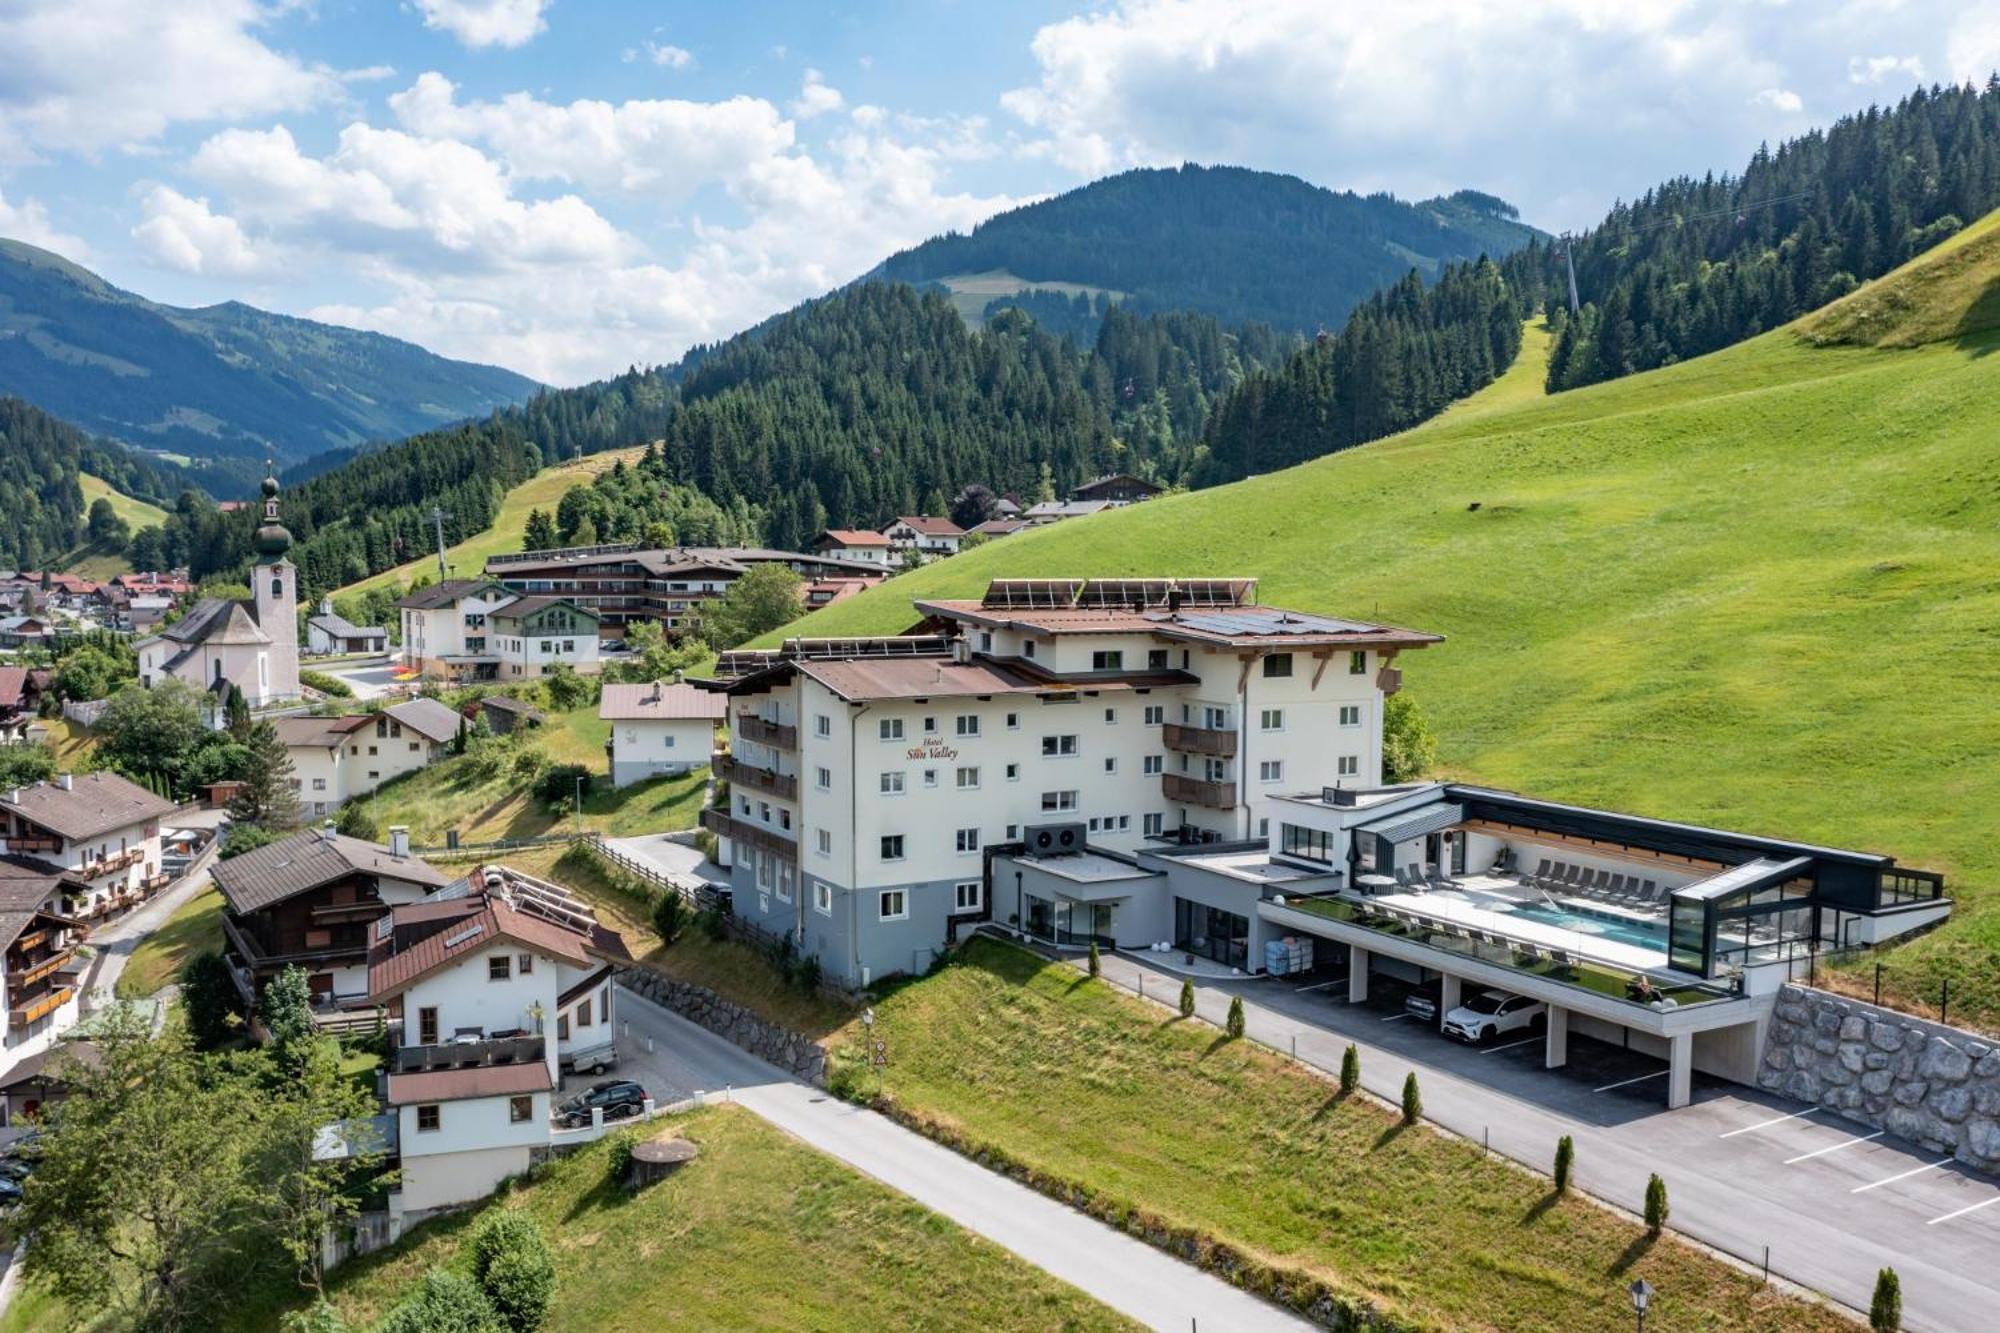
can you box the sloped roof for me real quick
[599,682,728,722]
[387,1061,552,1106]
[271,714,373,750]
[386,697,465,744]
[488,595,598,624]
[366,886,629,1001]
[212,829,449,915]
[393,579,505,611]
[1,773,176,842]
[888,515,964,537]
[308,610,385,638]
[161,598,271,646]
[815,529,891,547]
[0,667,27,709]
[0,856,82,950]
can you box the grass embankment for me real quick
[333,444,650,601]
[840,938,1840,1332]
[113,887,224,1000]
[768,210,2000,1027]
[60,474,172,576]
[0,1106,1134,1333]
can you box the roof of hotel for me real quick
[0,772,176,842]
[213,829,450,915]
[487,594,598,623]
[917,598,1441,649]
[792,656,1132,702]
[599,682,728,721]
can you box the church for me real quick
[135,473,301,708]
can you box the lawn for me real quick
[764,210,2000,1028]
[113,887,224,1000]
[333,445,651,602]
[60,475,171,576]
[839,937,1842,1332]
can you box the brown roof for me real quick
[0,667,26,709]
[889,516,964,537]
[212,829,449,915]
[971,519,1028,535]
[1,772,175,842]
[386,697,466,744]
[815,529,890,547]
[599,682,728,722]
[367,888,630,1001]
[393,579,505,611]
[791,655,1128,702]
[914,599,1443,651]
[0,857,81,950]
[387,1061,552,1106]
[271,714,374,750]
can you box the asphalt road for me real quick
[1093,950,2000,1333]
[84,856,217,1008]
[307,654,403,700]
[600,982,1310,1333]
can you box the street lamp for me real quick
[1628,1278,1654,1333]
[573,773,585,835]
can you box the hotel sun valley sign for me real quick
[907,733,960,761]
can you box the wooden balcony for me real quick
[5,835,60,855]
[141,871,172,893]
[10,982,75,1027]
[7,946,76,991]
[1163,773,1238,810]
[715,756,798,800]
[1162,722,1237,758]
[734,714,797,750]
[79,847,144,879]
[700,808,798,864]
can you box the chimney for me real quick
[389,825,410,858]
[321,596,334,615]
[6,788,19,805]
[55,772,72,791]
[320,819,336,843]
[950,635,970,664]
[672,668,685,685]
[649,680,663,702]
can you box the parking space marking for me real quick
[1379,1012,1415,1022]
[1718,1107,1819,1138]
[1784,1131,1883,1163]
[1928,1194,2000,1225]
[1293,980,1344,993]
[1851,1158,1953,1194]
[1593,1069,1669,1093]
[1480,1036,1542,1056]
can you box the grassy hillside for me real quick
[334,444,650,600]
[60,472,171,576]
[770,214,2000,1026]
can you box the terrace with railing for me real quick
[1164,773,1236,809]
[392,1034,545,1074]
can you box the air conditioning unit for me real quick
[1024,822,1087,856]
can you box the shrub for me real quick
[378,1268,499,1333]
[299,669,352,698]
[698,907,728,942]
[1178,979,1195,1018]
[795,954,823,993]
[1087,942,1101,977]
[1644,1173,1669,1234]
[533,762,591,808]
[220,822,277,860]
[652,891,686,945]
[1339,1043,1359,1094]
[334,802,378,841]
[280,1303,352,1333]
[1870,1267,1901,1332]
[471,1210,557,1333]
[511,746,547,782]
[1401,1071,1422,1125]
[258,964,316,1052]
[1554,1135,1574,1194]
[1225,995,1245,1039]
[181,950,243,1049]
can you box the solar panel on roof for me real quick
[1076,578,1175,608]
[1175,578,1257,607]
[981,579,1083,609]
[1173,608,1381,636]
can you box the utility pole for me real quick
[428,506,451,580]
[1562,233,1581,316]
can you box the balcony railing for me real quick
[1163,773,1237,809]
[392,1034,546,1074]
[141,871,172,893]
[223,914,368,968]
[4,835,60,855]
[1162,722,1237,757]
[10,982,75,1027]
[7,947,76,990]
[734,715,797,750]
[700,808,798,864]
[715,756,798,800]
[79,848,144,879]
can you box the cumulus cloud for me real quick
[0,0,334,160]
[1751,87,1804,114]
[1849,54,1926,85]
[0,187,89,258]
[645,41,694,69]
[131,185,268,276]
[790,70,846,121]
[413,0,551,50]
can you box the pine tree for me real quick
[1870,1267,1901,1332]
[1225,995,1245,1039]
[1401,1072,1422,1125]
[1554,1135,1574,1194]
[229,720,302,831]
[1644,1173,1669,1234]
[1178,979,1195,1018]
[1339,1043,1359,1094]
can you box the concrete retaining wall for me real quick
[620,967,827,1087]
[1759,983,2000,1172]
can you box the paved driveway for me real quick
[606,982,1309,1332]
[1096,951,2000,1333]
[308,655,403,700]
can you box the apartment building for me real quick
[696,577,1440,984]
[0,772,175,919]
[275,698,465,817]
[393,580,601,682]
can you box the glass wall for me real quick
[1175,897,1248,969]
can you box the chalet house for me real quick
[970,518,1029,540]
[600,681,725,787]
[211,826,450,1010]
[0,668,48,742]
[368,865,631,1222]
[1022,498,1115,525]
[273,698,462,817]
[810,529,895,567]
[0,859,91,1074]
[306,597,390,656]
[881,516,964,560]
[0,616,56,650]
[486,596,602,679]
[0,1038,98,1127]
[0,773,174,919]
[1070,473,1165,505]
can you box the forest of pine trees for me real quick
[0,397,187,570]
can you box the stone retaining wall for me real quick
[1759,983,2000,1172]
[620,967,828,1088]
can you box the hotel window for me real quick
[1263,653,1294,678]
[417,1105,440,1132]
[816,766,832,790]
[880,771,905,795]
[815,714,832,737]
[1281,823,1333,863]
[956,766,980,790]
[955,714,980,737]
[1042,734,1079,757]
[779,809,792,831]
[488,954,511,981]
[814,881,833,915]
[1143,755,1163,775]
[759,802,771,822]
[1148,649,1169,669]
[1259,760,1284,783]
[1258,817,1270,839]
[880,835,905,861]
[954,881,982,912]
[1143,704,1164,725]
[1092,650,1124,671]
[922,716,938,734]
[880,718,904,741]
[1204,705,1227,730]
[1339,705,1362,726]
[816,829,832,856]
[1203,758,1228,783]
[739,796,752,816]
[1103,757,1118,774]
[1144,813,1165,837]
[1349,650,1368,675]
[1260,708,1284,731]
[879,889,908,921]
[776,870,794,904]
[1005,763,1020,781]
[1006,712,1020,730]
[1103,707,1117,724]
[509,1097,532,1124]
[956,827,980,854]
[418,1007,438,1045]
[1040,790,1078,812]
[923,768,939,788]
[1338,755,1360,776]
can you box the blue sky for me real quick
[2,1,1994,386]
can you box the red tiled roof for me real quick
[816,529,890,547]
[387,1061,552,1105]
[888,516,964,537]
[367,891,628,1001]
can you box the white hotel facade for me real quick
[699,579,1440,984]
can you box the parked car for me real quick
[1402,978,1444,1023]
[1441,989,1545,1044]
[555,1079,648,1128]
[0,1176,20,1205]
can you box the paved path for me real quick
[601,833,726,888]
[606,982,1308,1333]
[85,860,215,1009]
[309,655,403,700]
[1094,950,2000,1333]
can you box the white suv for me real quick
[1442,989,1545,1044]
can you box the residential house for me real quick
[1070,473,1164,505]
[124,596,173,633]
[1022,498,1115,525]
[486,596,602,679]
[600,682,725,788]
[135,473,300,707]
[306,597,390,656]
[0,859,91,1075]
[0,616,55,650]
[0,668,47,742]
[0,1038,98,1127]
[273,698,463,817]
[801,577,874,614]
[211,825,450,1010]
[810,530,895,567]
[881,516,964,560]
[368,864,631,1221]
[0,772,175,919]
[969,518,1029,540]
[393,580,516,683]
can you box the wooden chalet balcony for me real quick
[10,982,75,1027]
[715,756,798,800]
[700,808,798,864]
[1162,722,1237,758]
[7,946,77,991]
[223,914,366,969]
[13,928,50,955]
[5,835,60,855]
[734,714,797,750]
[392,1034,545,1074]
[1163,773,1238,810]
[79,847,144,879]
[141,871,172,893]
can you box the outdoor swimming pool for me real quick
[1499,899,1668,951]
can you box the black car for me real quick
[555,1078,648,1128]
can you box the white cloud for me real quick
[790,70,845,120]
[0,187,89,258]
[131,185,267,276]
[413,0,551,50]
[1848,54,1926,84]
[646,41,694,69]
[1751,87,1804,113]
[0,0,335,160]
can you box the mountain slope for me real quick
[0,239,539,486]
[0,396,188,571]
[875,165,1544,334]
[765,211,2000,1027]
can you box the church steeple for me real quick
[253,463,292,562]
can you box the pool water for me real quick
[1501,900,1668,951]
